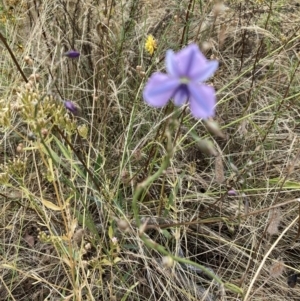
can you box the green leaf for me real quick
[94,153,105,173]
[269,178,300,189]
[224,282,243,295]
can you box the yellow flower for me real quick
[145,35,157,55]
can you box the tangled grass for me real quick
[0,0,300,300]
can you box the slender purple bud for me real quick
[64,50,80,58]
[64,100,78,115]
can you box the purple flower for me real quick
[64,50,80,58]
[143,43,218,119]
[64,100,78,115]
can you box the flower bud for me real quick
[198,139,218,156]
[24,56,33,65]
[41,128,48,136]
[16,143,24,153]
[228,189,237,196]
[64,50,80,58]
[205,119,225,138]
[29,73,40,82]
[111,237,118,245]
[64,100,79,115]
[162,256,174,268]
[117,219,130,232]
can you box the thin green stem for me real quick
[132,154,170,226]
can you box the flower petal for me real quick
[192,60,219,82]
[143,73,180,107]
[175,44,207,77]
[173,44,218,82]
[188,83,216,119]
[173,85,189,106]
[166,50,180,77]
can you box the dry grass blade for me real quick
[1,0,300,300]
[267,208,281,236]
[215,153,225,184]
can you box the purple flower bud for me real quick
[64,50,80,58]
[228,189,237,196]
[64,100,78,115]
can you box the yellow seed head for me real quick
[16,143,24,153]
[145,35,157,55]
[77,124,88,139]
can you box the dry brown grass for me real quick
[0,0,300,300]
